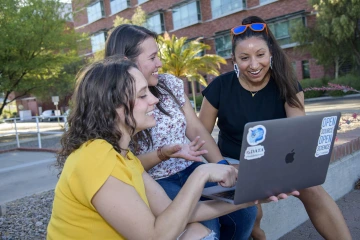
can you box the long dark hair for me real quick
[56,58,139,171]
[232,16,303,109]
[105,24,182,149]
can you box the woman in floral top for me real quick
[104,24,258,240]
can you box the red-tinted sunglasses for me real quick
[231,23,268,36]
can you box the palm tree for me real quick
[158,33,226,111]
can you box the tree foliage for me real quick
[0,0,81,116]
[113,6,147,27]
[158,33,226,87]
[292,0,360,77]
[92,6,147,62]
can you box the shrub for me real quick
[301,78,329,99]
[327,74,360,97]
[189,95,204,107]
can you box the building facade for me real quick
[72,0,328,94]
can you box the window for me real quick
[268,16,304,46]
[147,13,165,34]
[302,60,310,79]
[91,32,106,53]
[211,0,245,18]
[172,1,201,29]
[259,0,275,5]
[214,33,232,57]
[87,1,104,23]
[110,0,130,14]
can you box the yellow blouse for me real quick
[47,139,149,239]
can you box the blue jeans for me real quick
[156,162,257,240]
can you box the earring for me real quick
[270,56,273,70]
[234,63,240,78]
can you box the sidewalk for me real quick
[280,189,360,239]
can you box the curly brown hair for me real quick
[55,57,141,172]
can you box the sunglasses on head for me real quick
[231,23,268,36]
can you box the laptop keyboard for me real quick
[213,190,235,200]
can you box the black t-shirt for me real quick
[202,71,302,159]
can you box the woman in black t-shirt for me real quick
[200,16,351,240]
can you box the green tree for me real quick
[292,0,360,78]
[113,6,147,27]
[31,60,85,109]
[0,0,81,116]
[92,6,147,61]
[158,33,226,109]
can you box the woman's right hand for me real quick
[196,163,238,188]
[161,136,208,162]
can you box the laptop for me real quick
[202,112,341,205]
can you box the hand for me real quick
[161,136,208,162]
[230,163,239,169]
[197,163,238,187]
[255,191,300,204]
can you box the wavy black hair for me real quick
[232,16,303,109]
[56,58,139,171]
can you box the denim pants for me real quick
[156,162,257,240]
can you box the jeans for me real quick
[156,162,257,240]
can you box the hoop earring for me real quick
[270,56,273,70]
[234,63,240,78]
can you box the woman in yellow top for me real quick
[47,58,292,239]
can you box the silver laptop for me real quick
[202,112,341,205]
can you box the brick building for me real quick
[72,0,328,95]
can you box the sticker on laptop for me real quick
[315,116,337,157]
[244,145,265,160]
[247,125,266,146]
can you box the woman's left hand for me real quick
[255,190,300,204]
[162,136,208,162]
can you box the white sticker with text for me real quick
[244,145,265,160]
[315,116,337,157]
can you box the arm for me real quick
[285,92,306,117]
[92,163,239,239]
[198,96,219,134]
[137,150,165,171]
[137,138,208,171]
[183,95,223,163]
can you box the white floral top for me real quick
[132,74,194,180]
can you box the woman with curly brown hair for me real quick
[46,58,285,239]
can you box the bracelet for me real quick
[157,146,170,161]
[217,159,230,165]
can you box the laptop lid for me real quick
[202,112,341,205]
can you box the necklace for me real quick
[250,91,258,97]
[238,76,265,97]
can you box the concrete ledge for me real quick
[0,147,58,154]
[331,137,360,162]
[260,150,360,240]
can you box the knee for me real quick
[298,185,327,200]
[178,222,212,240]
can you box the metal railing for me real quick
[0,116,68,149]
